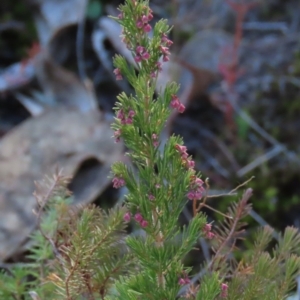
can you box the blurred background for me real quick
[1,0,300,263]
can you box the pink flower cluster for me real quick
[152,133,159,147]
[148,33,173,77]
[134,212,148,228]
[160,45,170,62]
[170,95,185,113]
[187,176,205,200]
[156,61,162,72]
[136,9,153,33]
[203,223,215,239]
[113,108,135,142]
[148,194,155,201]
[178,272,191,286]
[117,109,135,125]
[118,12,123,19]
[161,33,173,47]
[175,144,195,169]
[123,212,131,222]
[221,283,228,298]
[123,212,148,228]
[135,45,150,63]
[113,68,122,81]
[114,129,121,143]
[159,33,173,62]
[112,176,125,189]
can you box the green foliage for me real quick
[0,266,36,299]
[0,172,133,300]
[110,0,212,298]
[50,204,133,299]
[2,1,300,300]
[194,273,222,300]
[227,226,300,300]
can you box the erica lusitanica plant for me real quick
[110,1,227,298]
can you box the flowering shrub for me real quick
[110,1,214,297]
[1,1,300,300]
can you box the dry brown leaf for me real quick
[0,108,123,261]
[28,0,89,46]
[34,50,97,112]
[0,0,88,94]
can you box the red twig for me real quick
[218,0,259,130]
[221,0,259,89]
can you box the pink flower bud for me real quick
[161,34,173,47]
[171,96,180,109]
[147,12,153,21]
[178,103,185,113]
[175,144,187,153]
[117,109,124,120]
[134,213,143,223]
[134,55,142,63]
[178,278,186,286]
[206,231,215,239]
[112,177,125,189]
[204,223,212,232]
[160,46,170,55]
[221,283,228,298]
[136,19,143,28]
[187,191,195,200]
[142,15,148,23]
[163,55,169,62]
[114,129,121,143]
[156,61,162,71]
[140,220,148,228]
[148,194,155,201]
[187,160,195,168]
[195,178,204,186]
[123,212,131,222]
[128,109,135,117]
[181,153,190,162]
[113,68,123,80]
[194,190,204,200]
[143,24,152,32]
[125,117,133,125]
[184,277,191,284]
[142,52,150,60]
[136,46,145,54]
